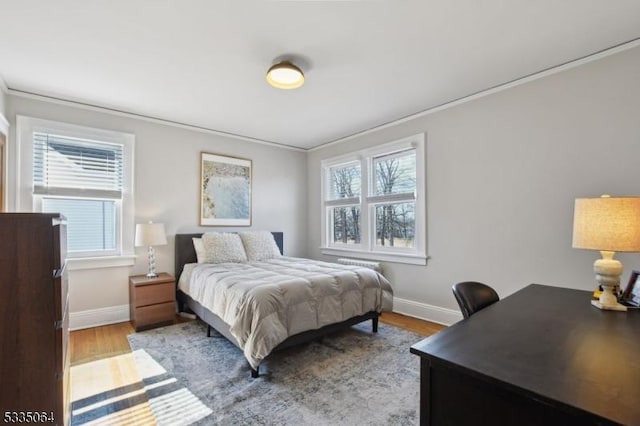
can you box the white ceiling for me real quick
[1,1,639,150]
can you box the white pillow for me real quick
[192,238,205,263]
[239,231,282,261]
[201,232,248,263]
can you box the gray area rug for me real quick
[127,320,424,425]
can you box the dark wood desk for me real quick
[410,284,640,426]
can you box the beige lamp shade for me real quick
[135,222,167,247]
[572,196,640,252]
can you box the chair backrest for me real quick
[452,281,500,319]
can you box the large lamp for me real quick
[572,195,640,311]
[135,222,167,278]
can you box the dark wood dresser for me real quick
[0,213,70,426]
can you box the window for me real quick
[17,116,134,262]
[34,133,123,255]
[321,134,426,265]
[326,161,361,245]
[42,197,117,252]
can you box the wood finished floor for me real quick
[70,312,445,366]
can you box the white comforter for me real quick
[179,256,394,368]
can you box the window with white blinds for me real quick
[18,116,135,263]
[33,132,125,256]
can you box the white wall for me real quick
[0,77,7,131]
[5,95,308,328]
[5,45,640,328]
[0,76,7,119]
[307,46,640,324]
[0,88,6,119]
[1,78,8,212]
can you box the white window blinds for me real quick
[33,132,124,199]
[42,197,117,252]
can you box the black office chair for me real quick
[452,281,500,319]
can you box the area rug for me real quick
[127,320,425,425]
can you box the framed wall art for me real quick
[200,152,252,226]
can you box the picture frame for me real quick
[621,270,640,307]
[200,152,252,226]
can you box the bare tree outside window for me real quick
[333,206,361,244]
[374,150,416,247]
[330,164,361,244]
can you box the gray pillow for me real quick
[202,232,248,263]
[239,231,281,261]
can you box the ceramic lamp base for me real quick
[591,299,627,311]
[591,252,626,312]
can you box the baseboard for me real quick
[393,297,462,326]
[68,299,460,330]
[69,304,130,331]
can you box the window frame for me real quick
[17,116,135,267]
[321,134,427,265]
[325,158,364,250]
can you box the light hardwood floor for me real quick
[71,321,135,366]
[70,312,445,366]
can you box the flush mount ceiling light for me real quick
[266,60,305,90]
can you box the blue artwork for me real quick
[200,153,251,226]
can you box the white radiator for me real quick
[336,258,382,274]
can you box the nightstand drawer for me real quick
[135,281,175,307]
[134,302,175,330]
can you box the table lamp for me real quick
[572,195,640,311]
[135,222,167,278]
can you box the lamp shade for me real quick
[135,222,167,247]
[572,196,640,252]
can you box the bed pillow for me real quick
[239,231,282,261]
[192,238,205,263]
[201,232,248,263]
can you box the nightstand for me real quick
[129,272,176,331]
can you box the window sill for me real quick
[320,247,428,266]
[66,255,136,271]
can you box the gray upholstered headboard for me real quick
[174,232,284,279]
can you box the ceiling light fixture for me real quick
[266,60,305,90]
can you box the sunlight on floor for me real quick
[70,352,157,425]
[132,350,213,426]
[75,405,158,426]
[70,350,212,426]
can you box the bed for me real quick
[174,232,393,377]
